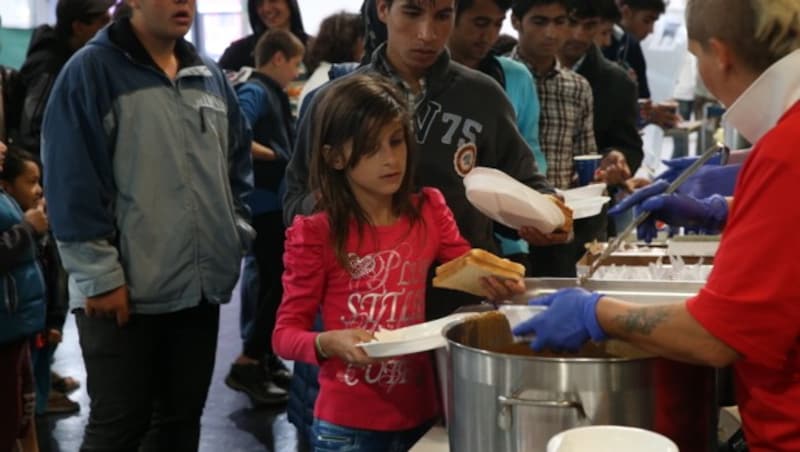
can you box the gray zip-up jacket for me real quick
[42,19,254,314]
[284,45,554,255]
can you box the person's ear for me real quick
[377,0,390,24]
[707,38,735,75]
[272,51,287,66]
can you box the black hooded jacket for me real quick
[218,0,309,71]
[17,25,76,155]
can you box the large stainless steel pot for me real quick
[438,279,717,452]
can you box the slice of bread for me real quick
[433,249,526,297]
[545,195,574,233]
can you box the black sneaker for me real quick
[225,362,288,406]
[265,354,293,390]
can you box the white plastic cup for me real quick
[547,426,679,452]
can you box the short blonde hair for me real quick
[686,0,800,73]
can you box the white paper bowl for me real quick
[498,305,546,331]
[464,167,565,233]
[547,426,679,452]
[558,183,607,201]
[566,196,611,219]
[357,313,475,358]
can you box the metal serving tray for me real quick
[511,278,705,305]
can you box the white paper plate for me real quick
[464,167,565,233]
[498,305,547,331]
[357,313,475,358]
[565,196,611,220]
[558,183,607,202]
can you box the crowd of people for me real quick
[1,0,798,451]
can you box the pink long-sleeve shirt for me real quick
[273,187,471,431]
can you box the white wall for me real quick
[0,0,52,28]
[296,1,517,36]
[299,0,364,35]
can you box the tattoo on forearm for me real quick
[613,307,670,336]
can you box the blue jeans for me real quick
[29,342,54,414]
[312,419,433,452]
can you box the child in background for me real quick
[224,29,305,406]
[272,74,523,451]
[0,148,77,416]
[0,142,46,452]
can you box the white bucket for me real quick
[547,426,679,452]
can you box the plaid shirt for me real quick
[511,47,596,189]
[375,55,427,114]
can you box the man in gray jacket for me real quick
[284,0,567,319]
[41,0,253,450]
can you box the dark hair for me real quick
[566,0,600,19]
[596,0,621,22]
[112,1,131,21]
[252,0,310,45]
[285,0,310,44]
[512,0,568,19]
[492,33,518,54]
[254,29,305,67]
[306,12,364,73]
[619,0,667,14]
[56,11,107,36]
[0,147,39,183]
[309,74,421,272]
[455,0,512,19]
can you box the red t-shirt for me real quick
[273,187,471,431]
[687,102,800,451]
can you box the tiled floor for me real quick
[36,290,304,452]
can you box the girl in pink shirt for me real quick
[273,74,520,451]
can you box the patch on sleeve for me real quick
[453,142,478,177]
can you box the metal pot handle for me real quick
[497,393,588,431]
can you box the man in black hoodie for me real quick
[560,0,642,176]
[284,0,568,320]
[17,0,113,156]
[218,0,308,72]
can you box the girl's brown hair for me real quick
[309,74,421,272]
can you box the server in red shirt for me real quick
[512,1,800,451]
[273,75,522,451]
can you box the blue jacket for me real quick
[42,19,253,314]
[0,191,45,343]
[237,72,293,215]
[490,56,545,257]
[497,56,545,175]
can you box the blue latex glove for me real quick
[677,164,741,199]
[512,288,607,352]
[655,154,722,183]
[608,180,729,243]
[607,180,670,216]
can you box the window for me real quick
[194,1,247,61]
